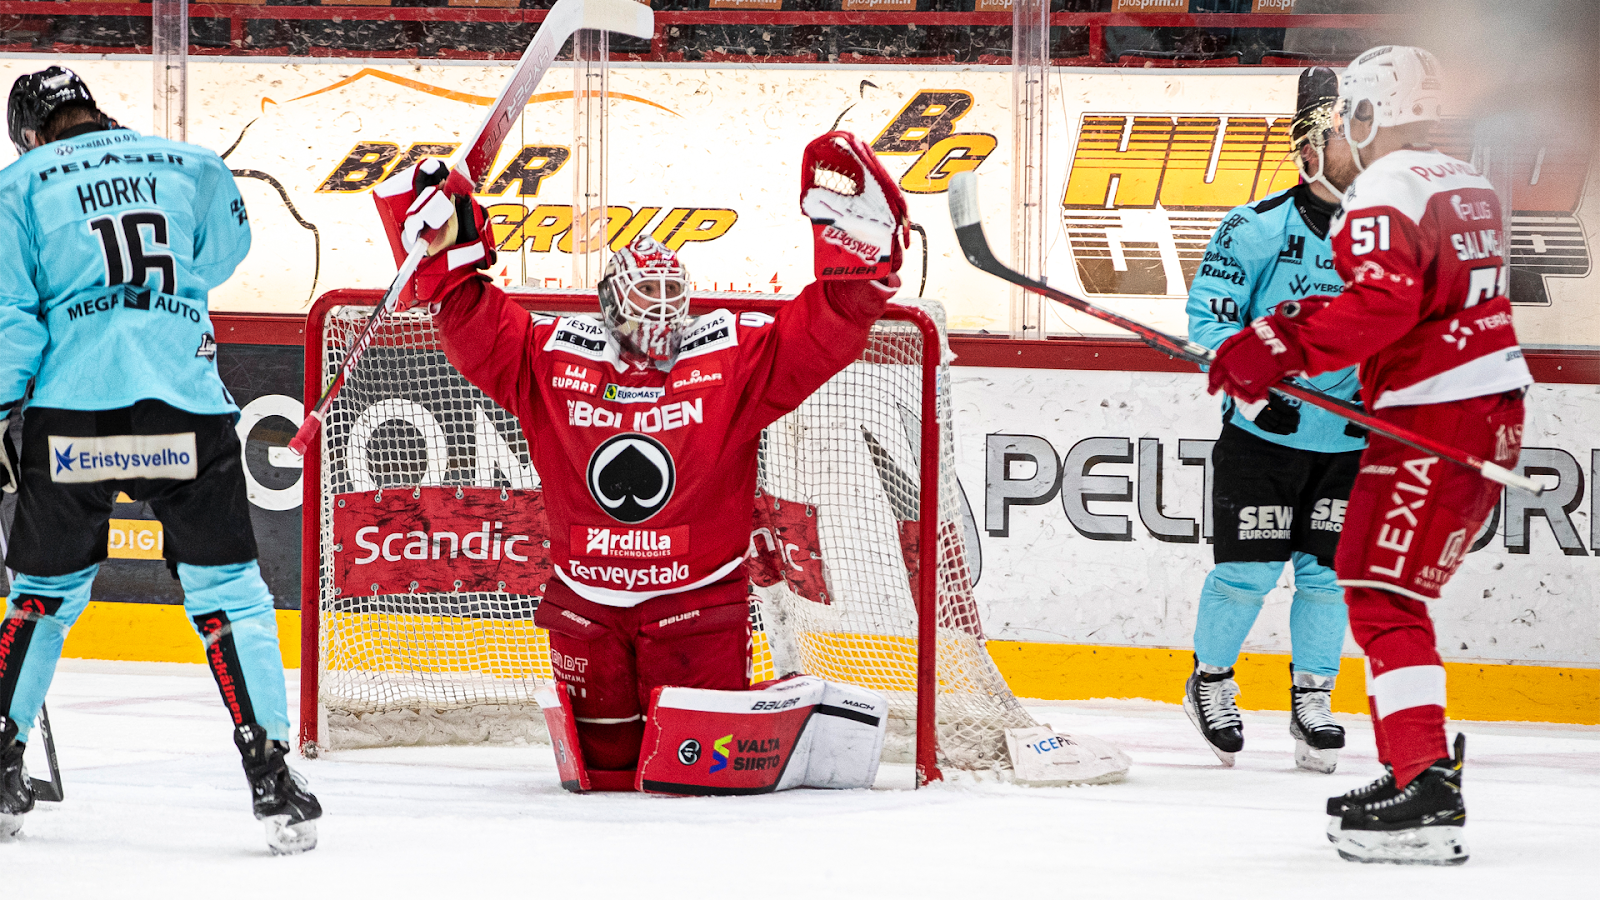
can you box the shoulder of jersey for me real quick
[676,308,774,361]
[542,314,614,363]
[1344,150,1492,225]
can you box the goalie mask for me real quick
[599,237,691,362]
[1292,66,1343,199]
[8,66,98,155]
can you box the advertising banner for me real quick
[4,59,1591,348]
[952,368,1600,667]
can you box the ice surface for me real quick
[5,660,1595,898]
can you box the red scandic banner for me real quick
[332,486,553,597]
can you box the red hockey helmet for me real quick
[598,237,691,362]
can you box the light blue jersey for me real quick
[0,126,249,414]
[1186,184,1362,454]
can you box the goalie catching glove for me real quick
[1207,298,1330,404]
[372,157,497,311]
[801,131,911,284]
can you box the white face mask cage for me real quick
[1341,97,1381,174]
[604,260,690,361]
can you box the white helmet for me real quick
[1339,45,1444,166]
[598,237,691,362]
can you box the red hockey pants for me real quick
[1335,391,1524,788]
[534,578,751,772]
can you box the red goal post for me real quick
[298,286,1035,786]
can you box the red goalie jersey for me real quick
[432,278,888,607]
[1296,148,1533,406]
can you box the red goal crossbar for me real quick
[297,287,947,785]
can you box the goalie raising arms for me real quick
[381,133,907,791]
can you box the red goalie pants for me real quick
[534,578,752,772]
[1335,390,1524,788]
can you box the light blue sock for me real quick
[3,566,98,742]
[1194,561,1285,671]
[179,561,291,742]
[1288,551,1347,678]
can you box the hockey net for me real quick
[299,288,1036,777]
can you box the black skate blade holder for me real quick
[29,703,64,802]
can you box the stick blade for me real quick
[578,0,655,40]
[948,170,981,229]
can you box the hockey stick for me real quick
[946,172,1543,497]
[287,0,655,459]
[28,703,62,802]
[0,501,65,802]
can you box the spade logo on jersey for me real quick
[587,433,676,524]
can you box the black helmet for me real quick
[8,66,96,154]
[1291,65,1339,148]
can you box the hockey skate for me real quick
[1288,669,1344,773]
[1183,657,1244,766]
[0,717,35,839]
[1332,734,1468,866]
[1325,764,1398,840]
[234,724,322,855]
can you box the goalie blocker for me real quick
[540,676,888,795]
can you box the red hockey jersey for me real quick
[432,278,888,607]
[1295,148,1532,407]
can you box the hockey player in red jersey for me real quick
[1206,46,1530,865]
[377,133,907,791]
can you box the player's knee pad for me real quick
[179,562,290,740]
[635,675,887,796]
[1205,562,1282,604]
[1,566,98,739]
[1289,552,1342,603]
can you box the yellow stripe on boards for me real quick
[51,602,1599,726]
[61,601,301,667]
[985,642,1600,726]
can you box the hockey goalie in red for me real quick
[376,133,906,794]
[1206,46,1530,866]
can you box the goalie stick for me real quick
[946,171,1543,497]
[287,0,655,459]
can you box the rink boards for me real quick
[39,325,1600,726]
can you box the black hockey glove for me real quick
[1343,401,1368,439]
[1250,393,1301,435]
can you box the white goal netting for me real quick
[308,291,1036,771]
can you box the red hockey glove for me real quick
[1206,298,1328,404]
[800,131,911,282]
[373,158,496,310]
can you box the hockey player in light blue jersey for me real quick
[0,67,319,852]
[1181,68,1364,774]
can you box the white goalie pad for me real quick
[1005,726,1131,786]
[801,680,889,790]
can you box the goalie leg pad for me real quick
[535,686,590,792]
[801,680,887,790]
[533,586,644,773]
[636,676,888,795]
